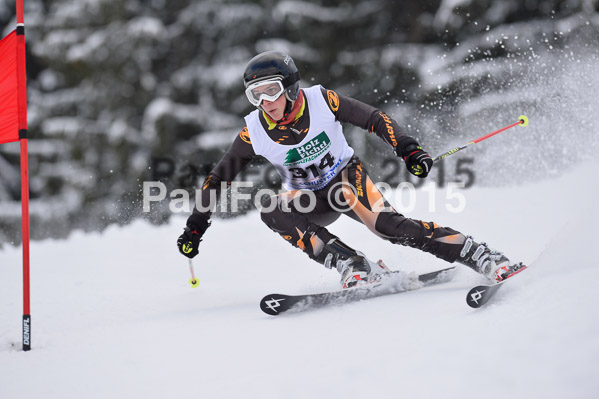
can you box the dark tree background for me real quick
[1,0,598,245]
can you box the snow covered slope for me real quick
[1,161,598,399]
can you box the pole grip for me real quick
[433,146,466,162]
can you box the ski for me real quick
[466,265,528,308]
[466,282,504,308]
[260,267,455,316]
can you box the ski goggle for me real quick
[245,78,285,107]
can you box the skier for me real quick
[177,51,525,288]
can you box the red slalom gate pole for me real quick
[433,115,529,162]
[16,0,31,351]
[20,139,30,352]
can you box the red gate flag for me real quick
[0,30,21,144]
[2,0,31,352]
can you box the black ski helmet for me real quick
[243,51,301,103]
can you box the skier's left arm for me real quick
[320,87,433,178]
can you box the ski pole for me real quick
[188,259,200,288]
[433,115,529,162]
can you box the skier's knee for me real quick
[259,195,279,227]
[259,194,298,233]
[259,194,277,214]
[374,212,422,242]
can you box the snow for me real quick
[1,159,598,398]
[195,130,238,150]
[127,17,166,39]
[66,30,107,63]
[433,0,472,28]
[41,116,82,138]
[274,1,353,23]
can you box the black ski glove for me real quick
[399,145,434,178]
[177,214,211,258]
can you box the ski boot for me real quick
[316,239,389,288]
[457,237,526,283]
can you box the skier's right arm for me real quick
[177,128,255,258]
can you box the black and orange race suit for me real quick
[191,88,466,263]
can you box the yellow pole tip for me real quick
[189,278,200,288]
[518,115,529,127]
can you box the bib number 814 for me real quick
[288,152,335,179]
